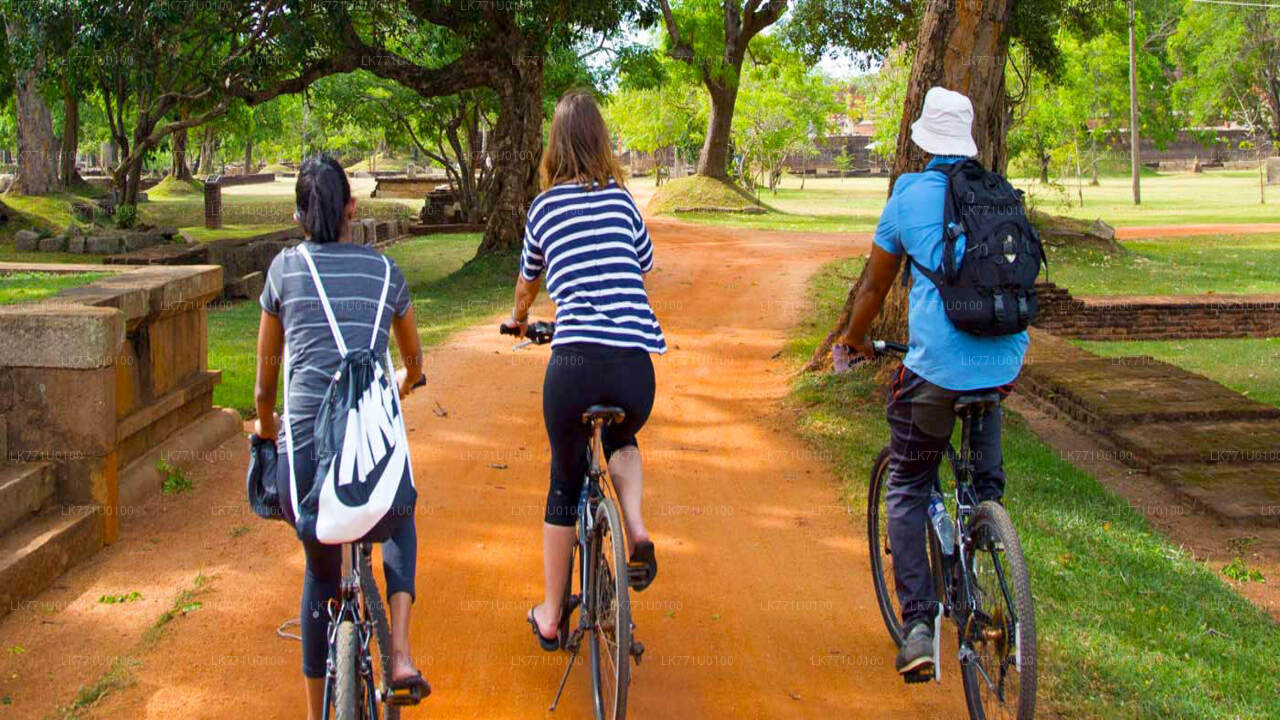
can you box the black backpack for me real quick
[906,159,1046,337]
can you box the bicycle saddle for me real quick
[953,392,1002,414]
[582,405,626,425]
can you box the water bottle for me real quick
[928,491,956,556]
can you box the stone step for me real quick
[0,507,102,619]
[0,461,56,536]
[103,242,208,266]
[1154,463,1280,527]
[1110,418,1280,468]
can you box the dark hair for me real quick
[295,154,351,243]
[539,90,625,191]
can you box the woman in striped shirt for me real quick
[503,90,665,651]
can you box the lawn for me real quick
[1045,234,1280,296]
[786,256,1280,718]
[635,169,1280,235]
[0,271,111,304]
[1077,337,1280,410]
[209,233,514,415]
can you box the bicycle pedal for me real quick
[902,666,934,684]
[630,640,645,664]
[383,684,429,707]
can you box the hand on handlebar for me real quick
[500,315,527,339]
[832,338,908,373]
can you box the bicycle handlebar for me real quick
[499,321,556,346]
[833,339,908,373]
[872,340,909,355]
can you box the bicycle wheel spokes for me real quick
[961,502,1036,720]
[588,498,631,720]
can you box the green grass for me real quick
[344,153,413,173]
[138,193,413,230]
[1046,234,1280,295]
[147,176,204,199]
[786,257,1280,718]
[633,169,1280,235]
[1077,337,1280,409]
[209,233,513,415]
[0,271,110,304]
[646,175,770,215]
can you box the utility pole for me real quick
[1128,0,1141,205]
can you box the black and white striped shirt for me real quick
[520,181,666,354]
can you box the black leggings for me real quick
[542,343,655,526]
[279,444,417,678]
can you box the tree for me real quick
[3,11,60,194]
[732,42,840,192]
[656,0,787,180]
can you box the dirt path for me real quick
[0,219,970,718]
[1115,222,1280,239]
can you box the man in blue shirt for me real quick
[837,87,1028,677]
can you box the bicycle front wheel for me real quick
[867,447,946,647]
[333,620,362,720]
[588,497,632,720]
[960,501,1037,720]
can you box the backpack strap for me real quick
[297,243,349,357]
[281,342,301,521]
[369,256,392,351]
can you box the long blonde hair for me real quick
[539,90,626,191]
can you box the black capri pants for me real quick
[542,343,655,526]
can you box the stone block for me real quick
[87,235,121,254]
[0,305,123,369]
[376,221,393,243]
[37,236,66,252]
[14,230,39,251]
[1268,157,1280,185]
[350,221,365,245]
[0,364,118,457]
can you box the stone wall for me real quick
[1034,283,1280,340]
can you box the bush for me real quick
[114,203,137,229]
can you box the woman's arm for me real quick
[391,306,424,398]
[253,310,285,438]
[504,274,543,334]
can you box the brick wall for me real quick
[1034,282,1280,340]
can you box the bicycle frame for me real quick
[322,543,382,720]
[932,406,1022,681]
[549,416,614,712]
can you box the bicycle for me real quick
[859,340,1037,720]
[501,321,646,720]
[323,541,426,720]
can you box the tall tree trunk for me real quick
[6,22,60,195]
[243,138,253,175]
[170,111,192,181]
[60,92,80,187]
[476,53,543,256]
[198,126,216,176]
[698,82,737,179]
[807,0,1016,372]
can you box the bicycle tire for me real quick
[588,497,631,720]
[334,620,362,720]
[867,446,947,647]
[960,501,1037,720]
[360,551,399,720]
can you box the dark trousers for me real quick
[886,367,1008,626]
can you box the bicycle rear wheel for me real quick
[588,497,631,720]
[960,501,1037,720]
[333,620,362,720]
[867,447,947,646]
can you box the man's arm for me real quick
[839,245,904,359]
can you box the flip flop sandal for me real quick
[386,672,431,706]
[627,541,658,592]
[527,605,562,652]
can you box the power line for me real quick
[1190,0,1280,8]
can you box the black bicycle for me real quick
[860,340,1037,720]
[324,542,426,720]
[501,321,645,720]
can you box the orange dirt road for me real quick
[0,220,970,718]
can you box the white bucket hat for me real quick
[910,87,978,158]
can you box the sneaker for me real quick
[895,621,935,675]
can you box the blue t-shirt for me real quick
[872,156,1028,391]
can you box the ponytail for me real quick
[295,154,351,243]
